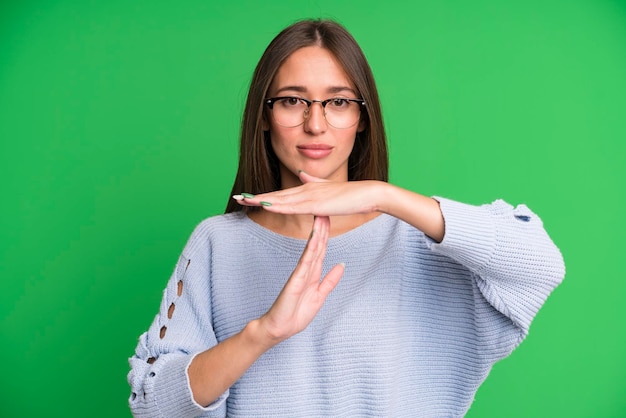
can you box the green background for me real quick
[1,0,624,416]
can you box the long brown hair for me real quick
[225,19,388,213]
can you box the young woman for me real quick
[128,19,565,417]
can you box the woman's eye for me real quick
[329,98,348,108]
[281,97,302,107]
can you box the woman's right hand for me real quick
[257,215,345,345]
[188,216,343,407]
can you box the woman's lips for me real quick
[297,144,333,159]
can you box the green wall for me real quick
[1,1,625,416]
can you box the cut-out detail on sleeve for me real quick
[156,259,188,343]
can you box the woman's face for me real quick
[265,46,363,189]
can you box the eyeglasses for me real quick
[265,96,366,129]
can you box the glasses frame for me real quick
[264,96,366,129]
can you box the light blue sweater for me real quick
[128,197,565,417]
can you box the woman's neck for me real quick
[247,210,379,240]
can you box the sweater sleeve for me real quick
[426,197,565,342]
[127,221,227,418]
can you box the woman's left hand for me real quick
[234,171,384,217]
[234,171,445,241]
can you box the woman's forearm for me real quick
[375,182,445,242]
[187,319,273,407]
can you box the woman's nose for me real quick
[304,102,328,134]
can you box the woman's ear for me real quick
[357,117,366,133]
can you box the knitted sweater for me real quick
[128,197,565,417]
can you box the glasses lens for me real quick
[271,98,362,129]
[271,98,308,127]
[324,99,361,129]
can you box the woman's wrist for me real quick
[244,317,282,353]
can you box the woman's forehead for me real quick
[270,46,355,94]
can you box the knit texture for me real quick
[128,197,565,417]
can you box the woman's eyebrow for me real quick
[274,85,307,95]
[327,86,357,95]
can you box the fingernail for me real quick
[241,193,255,199]
[260,201,272,207]
[232,194,244,201]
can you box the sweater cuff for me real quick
[426,197,497,275]
[152,353,228,416]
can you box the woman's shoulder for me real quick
[192,211,248,237]
[177,211,249,256]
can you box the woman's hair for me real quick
[225,19,388,213]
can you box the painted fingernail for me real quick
[241,193,255,199]
[232,194,244,201]
[260,201,272,207]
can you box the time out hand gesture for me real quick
[258,215,344,344]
